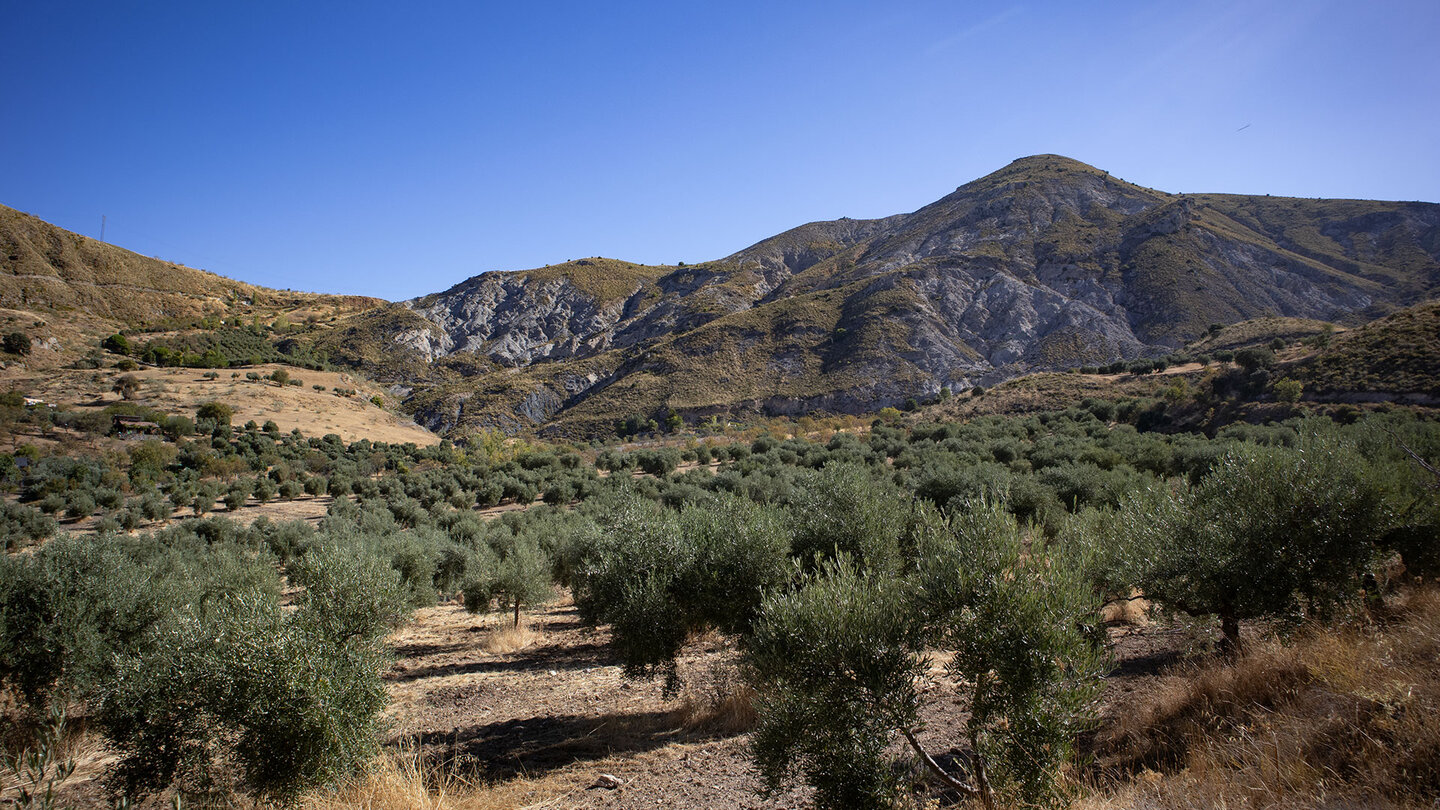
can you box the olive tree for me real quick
[574,492,790,690]
[96,544,407,801]
[747,501,1105,809]
[1114,428,1391,649]
[748,557,923,809]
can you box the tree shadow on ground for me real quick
[397,707,735,781]
[388,638,615,683]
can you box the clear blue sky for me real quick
[4,1,1437,301]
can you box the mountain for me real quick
[6,155,1437,438]
[327,155,1438,436]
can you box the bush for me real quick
[911,502,1105,804]
[1235,347,1275,372]
[196,401,233,426]
[4,331,31,355]
[574,493,790,689]
[0,501,57,549]
[1273,377,1304,403]
[748,557,922,809]
[102,333,131,354]
[747,501,1104,808]
[788,464,910,570]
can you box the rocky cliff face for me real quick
[336,155,1440,436]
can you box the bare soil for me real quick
[383,596,813,809]
[378,596,1201,809]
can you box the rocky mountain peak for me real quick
[332,157,1439,436]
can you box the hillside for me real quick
[0,204,382,344]
[319,155,1439,436]
[0,204,437,445]
[1291,299,1440,400]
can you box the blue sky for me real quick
[4,1,1437,300]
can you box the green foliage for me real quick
[913,501,1106,805]
[137,326,332,371]
[195,401,233,426]
[474,536,552,626]
[101,333,131,355]
[747,500,1104,808]
[97,543,404,801]
[0,501,57,550]
[1112,427,1392,647]
[1234,346,1275,371]
[787,464,910,570]
[1272,377,1303,403]
[748,556,922,809]
[575,492,790,689]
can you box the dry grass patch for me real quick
[304,747,472,810]
[668,663,757,735]
[481,621,540,655]
[1085,588,1440,809]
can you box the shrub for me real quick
[911,502,1105,804]
[63,492,96,520]
[748,557,923,809]
[574,493,790,689]
[788,464,910,571]
[102,333,131,354]
[0,501,57,549]
[1272,377,1303,403]
[1234,347,1275,372]
[748,501,1105,808]
[4,331,31,355]
[195,401,233,426]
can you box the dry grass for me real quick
[304,747,472,810]
[1100,592,1152,626]
[5,363,438,446]
[668,661,758,735]
[1083,588,1440,809]
[481,621,540,655]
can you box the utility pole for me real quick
[100,215,106,243]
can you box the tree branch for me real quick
[1388,429,1440,485]
[898,727,977,795]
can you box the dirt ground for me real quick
[383,596,813,809]
[377,595,1201,809]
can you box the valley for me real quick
[1,158,1438,810]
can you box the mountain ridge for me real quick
[355,155,1436,436]
[4,155,1437,438]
